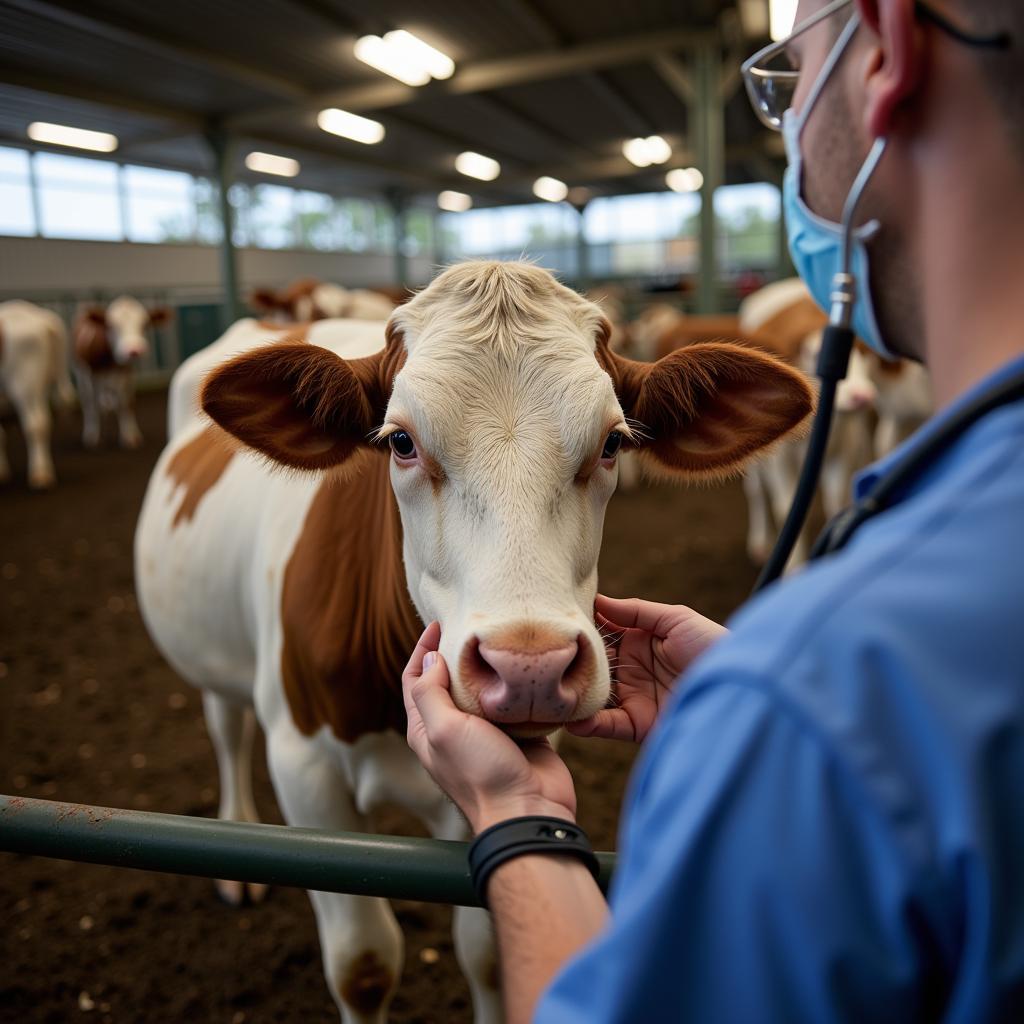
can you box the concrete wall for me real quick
[0,235,435,300]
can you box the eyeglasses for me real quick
[741,0,1012,132]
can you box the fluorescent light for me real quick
[245,151,300,177]
[533,176,568,203]
[317,108,385,145]
[27,122,117,153]
[770,0,798,40]
[385,31,455,80]
[666,167,704,193]
[455,151,500,181]
[354,35,431,86]
[354,29,455,86]
[622,135,672,168]
[438,190,472,212]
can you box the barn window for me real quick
[34,152,122,241]
[123,165,196,244]
[0,146,35,237]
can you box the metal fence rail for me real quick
[0,795,615,908]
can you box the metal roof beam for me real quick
[4,0,310,102]
[225,26,716,131]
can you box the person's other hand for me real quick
[403,622,578,833]
[567,595,728,744]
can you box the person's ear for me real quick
[596,322,814,480]
[201,323,406,471]
[857,0,925,138]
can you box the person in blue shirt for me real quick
[401,0,1024,1020]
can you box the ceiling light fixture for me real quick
[317,108,385,145]
[455,151,500,181]
[769,0,798,41]
[532,176,568,203]
[244,151,300,177]
[27,122,118,153]
[666,167,704,193]
[355,29,455,86]
[622,135,672,168]
[438,190,472,212]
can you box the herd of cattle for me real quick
[4,262,933,1022]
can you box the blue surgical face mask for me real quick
[781,13,895,358]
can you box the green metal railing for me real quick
[0,795,616,907]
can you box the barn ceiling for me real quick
[0,0,782,206]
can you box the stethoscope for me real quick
[752,135,1024,591]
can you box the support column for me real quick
[573,201,591,289]
[205,126,240,325]
[693,42,726,314]
[386,189,410,289]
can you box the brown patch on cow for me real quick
[74,307,117,371]
[653,314,745,360]
[280,450,421,742]
[165,426,236,528]
[339,951,394,1016]
[485,622,580,655]
[753,296,828,364]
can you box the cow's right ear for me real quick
[201,327,406,471]
[81,306,107,326]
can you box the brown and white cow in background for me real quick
[0,300,76,488]
[135,260,811,1023]
[249,278,398,324]
[865,348,933,458]
[738,278,879,568]
[73,297,171,449]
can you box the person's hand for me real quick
[403,622,578,833]
[567,595,728,744]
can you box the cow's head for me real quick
[76,297,169,368]
[203,261,812,737]
[248,279,347,323]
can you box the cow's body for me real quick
[0,300,75,488]
[137,262,813,1023]
[73,296,170,449]
[866,351,933,457]
[137,317,498,1023]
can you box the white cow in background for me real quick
[0,300,75,488]
[739,279,878,568]
[866,350,933,457]
[73,296,171,449]
[135,260,812,1023]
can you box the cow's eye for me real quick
[601,431,624,460]
[389,431,417,460]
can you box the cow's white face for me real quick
[202,261,814,738]
[106,296,152,364]
[383,306,626,735]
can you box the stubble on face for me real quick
[799,23,925,359]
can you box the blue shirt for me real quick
[538,355,1024,1024]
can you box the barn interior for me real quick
[0,2,866,1021]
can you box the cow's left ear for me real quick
[598,326,814,479]
[148,306,173,328]
[201,325,405,471]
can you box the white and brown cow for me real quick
[739,278,879,568]
[73,297,171,449]
[135,261,811,1023]
[249,278,398,324]
[0,300,76,488]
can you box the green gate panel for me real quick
[176,303,225,362]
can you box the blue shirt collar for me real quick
[854,352,1024,500]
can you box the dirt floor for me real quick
[0,391,759,1024]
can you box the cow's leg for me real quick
[9,385,55,489]
[0,417,10,483]
[763,448,809,568]
[201,691,266,905]
[76,368,101,448]
[820,455,853,522]
[114,375,142,449]
[425,800,503,1024]
[742,464,771,566]
[266,723,403,1024]
[874,413,900,459]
